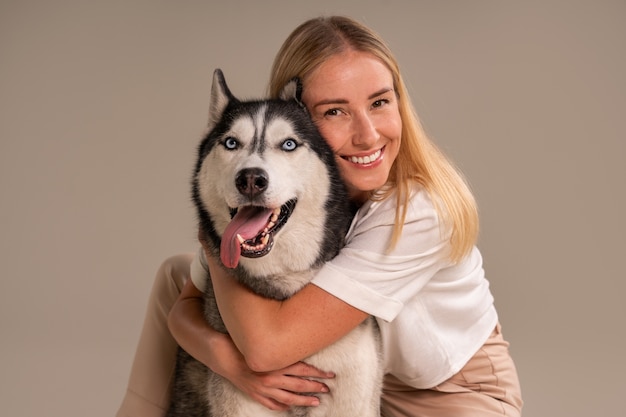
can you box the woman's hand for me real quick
[168,274,333,411]
[210,331,334,411]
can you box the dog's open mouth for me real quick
[220,199,296,268]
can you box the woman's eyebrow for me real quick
[368,87,394,100]
[313,98,349,107]
[312,87,394,108]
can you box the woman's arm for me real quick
[209,187,448,373]
[168,278,335,410]
[168,278,220,368]
[206,255,370,373]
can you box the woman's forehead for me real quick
[302,51,394,102]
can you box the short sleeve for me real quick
[311,188,452,322]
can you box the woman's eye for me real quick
[324,108,340,117]
[223,137,238,150]
[281,138,298,151]
[372,99,389,108]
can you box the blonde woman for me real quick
[117,16,523,417]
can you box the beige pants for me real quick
[116,254,523,417]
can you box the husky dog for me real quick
[166,70,381,417]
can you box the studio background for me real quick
[1,1,624,416]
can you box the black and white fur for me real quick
[166,70,381,417]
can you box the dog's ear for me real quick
[279,77,305,109]
[207,69,235,132]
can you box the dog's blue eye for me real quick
[224,137,238,150]
[281,139,297,152]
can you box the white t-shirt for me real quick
[191,184,498,389]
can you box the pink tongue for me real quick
[220,206,273,268]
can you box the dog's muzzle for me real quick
[220,199,296,268]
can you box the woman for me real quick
[117,16,523,417]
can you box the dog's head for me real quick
[192,69,349,278]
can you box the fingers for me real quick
[251,395,291,412]
[262,389,321,409]
[276,375,330,395]
[248,371,330,410]
[255,363,333,396]
[248,382,322,410]
[283,361,336,379]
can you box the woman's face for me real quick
[302,50,402,203]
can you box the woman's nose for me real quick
[351,111,379,146]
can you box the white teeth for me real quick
[241,236,269,252]
[242,242,262,251]
[348,149,381,165]
[264,209,279,233]
[237,206,281,252]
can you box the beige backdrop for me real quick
[1,1,624,416]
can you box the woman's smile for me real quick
[342,146,384,166]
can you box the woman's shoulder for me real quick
[362,182,436,222]
[348,182,443,246]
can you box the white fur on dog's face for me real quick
[196,105,333,280]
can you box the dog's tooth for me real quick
[237,234,245,244]
[261,235,269,245]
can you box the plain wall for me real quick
[1,1,624,416]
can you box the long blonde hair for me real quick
[269,16,478,262]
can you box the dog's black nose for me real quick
[235,168,269,199]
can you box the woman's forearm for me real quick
[168,278,335,408]
[209,264,290,371]
[207,255,368,372]
[167,279,234,374]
